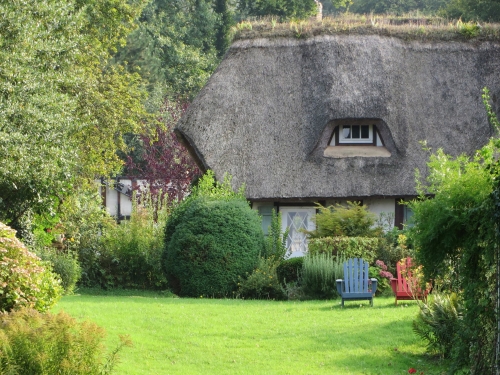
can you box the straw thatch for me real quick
[176,34,500,200]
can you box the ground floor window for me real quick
[280,207,316,258]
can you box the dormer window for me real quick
[322,119,391,158]
[339,124,373,144]
[330,123,384,147]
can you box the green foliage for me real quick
[412,293,461,358]
[368,260,392,296]
[262,209,288,263]
[276,257,304,284]
[99,190,169,290]
[376,231,414,275]
[0,0,149,228]
[191,170,246,200]
[237,0,318,20]
[0,223,62,312]
[163,173,264,297]
[301,253,344,300]
[308,236,379,264]
[36,247,81,295]
[0,308,131,375]
[237,257,286,300]
[114,0,219,102]
[56,190,117,289]
[457,20,481,38]
[441,0,500,22]
[408,94,500,373]
[306,202,379,239]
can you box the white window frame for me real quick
[338,124,374,144]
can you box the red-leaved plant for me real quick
[126,100,200,202]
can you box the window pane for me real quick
[352,125,360,138]
[342,126,351,139]
[361,125,369,139]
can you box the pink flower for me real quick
[408,368,417,374]
[379,270,394,279]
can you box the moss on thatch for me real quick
[231,15,500,43]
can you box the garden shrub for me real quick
[276,257,303,284]
[412,293,461,358]
[407,89,500,373]
[100,190,169,290]
[237,209,289,300]
[163,196,264,297]
[369,260,393,296]
[301,253,344,300]
[0,222,62,312]
[0,308,131,374]
[36,247,81,295]
[376,231,414,274]
[308,236,378,264]
[306,202,379,238]
[262,209,288,262]
[237,257,286,300]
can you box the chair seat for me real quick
[341,292,374,299]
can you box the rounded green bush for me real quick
[163,197,264,297]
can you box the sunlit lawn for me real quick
[54,290,449,375]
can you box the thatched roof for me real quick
[176,34,500,200]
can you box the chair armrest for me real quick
[370,278,378,295]
[336,279,344,295]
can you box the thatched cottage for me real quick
[175,23,500,256]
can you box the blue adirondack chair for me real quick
[336,258,378,307]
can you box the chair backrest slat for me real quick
[343,258,370,293]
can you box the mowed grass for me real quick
[54,291,449,375]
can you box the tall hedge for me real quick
[163,197,264,297]
[307,236,378,264]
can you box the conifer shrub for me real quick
[0,308,131,374]
[0,222,62,312]
[163,196,264,297]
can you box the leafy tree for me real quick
[237,0,318,20]
[0,0,149,228]
[407,88,500,373]
[125,100,201,202]
[440,0,500,22]
[114,0,219,102]
[214,0,234,57]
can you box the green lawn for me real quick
[54,291,449,375]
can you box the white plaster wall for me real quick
[105,187,118,216]
[119,179,133,216]
[364,198,396,230]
